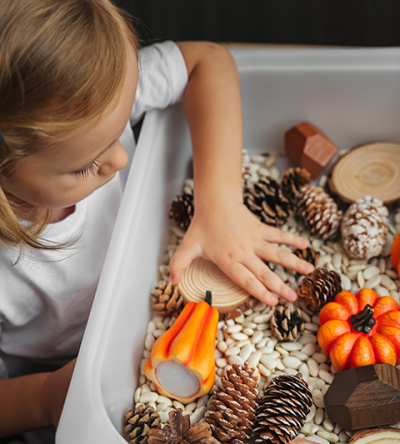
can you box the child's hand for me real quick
[40,358,76,428]
[169,201,314,305]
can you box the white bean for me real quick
[282,356,302,369]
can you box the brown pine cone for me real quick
[281,167,311,208]
[148,409,220,444]
[169,193,194,230]
[270,306,305,342]
[297,184,342,240]
[244,177,290,227]
[341,196,389,260]
[253,373,312,444]
[298,268,342,312]
[124,405,161,444]
[152,282,184,318]
[205,364,259,444]
[293,247,320,268]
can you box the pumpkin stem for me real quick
[205,291,212,306]
[350,304,376,334]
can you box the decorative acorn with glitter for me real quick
[341,196,389,260]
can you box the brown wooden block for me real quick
[324,364,400,431]
[284,122,338,179]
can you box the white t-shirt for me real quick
[0,40,188,378]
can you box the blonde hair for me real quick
[0,0,138,252]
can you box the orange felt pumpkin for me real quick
[318,289,400,372]
[144,291,219,404]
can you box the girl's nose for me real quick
[98,141,128,176]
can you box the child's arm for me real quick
[0,358,75,436]
[169,42,314,305]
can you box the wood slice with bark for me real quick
[328,142,400,205]
[178,257,252,314]
[349,428,400,443]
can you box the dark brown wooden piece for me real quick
[285,122,338,179]
[324,364,400,431]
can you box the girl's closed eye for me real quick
[73,159,99,180]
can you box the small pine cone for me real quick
[270,306,305,342]
[124,405,161,444]
[297,268,342,312]
[152,282,184,318]
[253,373,312,444]
[169,193,194,230]
[293,247,320,269]
[281,167,311,208]
[244,177,290,227]
[297,184,342,240]
[341,196,389,260]
[206,364,259,444]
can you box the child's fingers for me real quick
[261,225,308,249]
[169,240,202,285]
[217,260,277,305]
[256,242,314,275]
[241,256,297,302]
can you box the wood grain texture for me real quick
[325,364,400,431]
[328,142,400,205]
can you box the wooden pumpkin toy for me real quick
[318,288,400,371]
[391,232,400,274]
[144,291,219,404]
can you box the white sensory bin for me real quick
[57,47,400,443]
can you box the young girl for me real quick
[0,0,314,441]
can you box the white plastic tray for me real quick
[57,47,400,443]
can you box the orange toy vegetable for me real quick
[391,232,400,272]
[144,291,219,404]
[318,289,400,372]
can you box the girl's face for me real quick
[0,46,139,222]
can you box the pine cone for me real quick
[148,409,220,444]
[297,268,342,312]
[253,373,312,444]
[152,282,184,317]
[205,364,259,444]
[293,247,320,268]
[244,178,290,227]
[169,193,194,230]
[297,184,342,240]
[341,196,389,260]
[124,405,161,444]
[281,167,311,208]
[270,306,305,342]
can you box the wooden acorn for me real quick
[284,122,338,179]
[324,364,400,430]
[144,291,219,404]
[318,289,400,372]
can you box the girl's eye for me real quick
[74,160,99,179]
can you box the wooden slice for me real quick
[328,141,400,205]
[178,257,251,314]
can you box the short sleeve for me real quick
[0,324,8,379]
[130,41,188,126]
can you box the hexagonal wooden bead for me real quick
[285,122,338,179]
[324,364,400,431]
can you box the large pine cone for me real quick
[152,282,184,318]
[205,364,259,444]
[341,196,389,260]
[281,167,311,208]
[253,374,312,444]
[148,409,220,444]
[169,193,194,230]
[297,184,342,240]
[244,177,290,227]
[270,306,305,342]
[297,268,342,312]
[124,405,161,444]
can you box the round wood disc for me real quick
[328,142,400,205]
[178,257,251,314]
